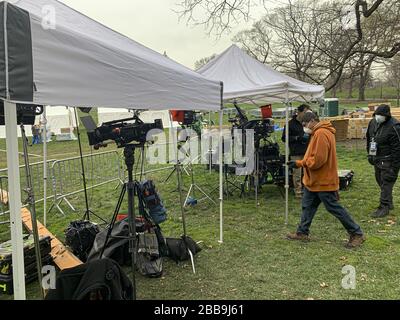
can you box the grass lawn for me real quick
[0,103,399,300]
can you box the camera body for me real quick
[82,115,163,148]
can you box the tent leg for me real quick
[5,101,26,300]
[43,107,47,227]
[284,95,290,225]
[218,84,224,244]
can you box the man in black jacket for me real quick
[366,104,400,217]
[282,104,311,198]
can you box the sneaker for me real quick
[345,234,365,249]
[371,206,389,218]
[286,232,310,241]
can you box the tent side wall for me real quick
[0,2,34,102]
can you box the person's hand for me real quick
[287,161,298,169]
[302,133,310,143]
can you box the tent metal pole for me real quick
[5,100,26,300]
[43,107,47,226]
[219,82,224,244]
[284,90,290,225]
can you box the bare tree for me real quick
[232,20,271,63]
[176,0,253,36]
[194,53,217,70]
[386,55,400,106]
[178,0,400,91]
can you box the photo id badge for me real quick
[369,140,377,156]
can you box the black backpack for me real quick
[165,236,202,263]
[138,180,167,225]
[65,220,100,262]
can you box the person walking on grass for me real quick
[366,104,400,218]
[282,104,312,199]
[286,112,365,248]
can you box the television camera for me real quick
[228,102,286,188]
[81,113,163,149]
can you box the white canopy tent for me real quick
[198,45,325,224]
[0,0,223,300]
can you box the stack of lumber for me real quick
[330,119,349,141]
[347,118,371,139]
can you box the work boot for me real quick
[286,232,310,241]
[345,234,365,249]
[371,206,390,218]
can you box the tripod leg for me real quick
[193,185,216,204]
[184,184,194,207]
[176,162,187,236]
[164,166,176,183]
[99,183,126,259]
[188,249,196,274]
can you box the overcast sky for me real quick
[59,0,271,69]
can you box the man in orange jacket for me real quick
[286,112,365,248]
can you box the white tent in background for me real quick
[44,106,76,135]
[0,124,33,138]
[198,44,325,222]
[0,0,223,300]
[0,106,75,138]
[198,44,325,103]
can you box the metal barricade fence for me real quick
[49,150,124,215]
[0,159,56,224]
[0,142,196,222]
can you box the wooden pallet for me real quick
[0,189,82,270]
[0,189,8,205]
[20,208,82,270]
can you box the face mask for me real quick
[303,127,312,134]
[375,115,386,124]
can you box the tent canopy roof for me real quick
[1,0,221,111]
[198,45,324,104]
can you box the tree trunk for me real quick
[348,76,354,99]
[358,56,374,101]
[358,76,366,101]
[332,86,337,98]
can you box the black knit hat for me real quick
[374,104,391,117]
[297,104,311,112]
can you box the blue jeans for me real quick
[32,135,39,145]
[297,188,363,236]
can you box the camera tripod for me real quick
[99,143,140,300]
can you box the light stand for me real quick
[73,108,107,224]
[99,144,139,300]
[182,133,216,207]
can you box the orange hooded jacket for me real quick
[295,121,339,192]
